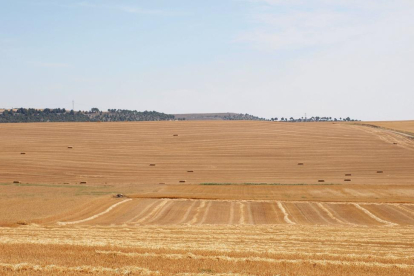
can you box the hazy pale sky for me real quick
[1,0,413,120]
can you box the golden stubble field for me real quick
[1,121,414,275]
[1,225,414,276]
[1,121,414,186]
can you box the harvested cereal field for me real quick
[0,121,414,185]
[1,121,414,275]
[53,198,414,227]
[1,225,414,276]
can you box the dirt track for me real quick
[365,120,414,135]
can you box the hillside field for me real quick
[1,121,414,186]
[0,121,414,275]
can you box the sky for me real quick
[0,0,413,120]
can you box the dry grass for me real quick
[1,225,414,275]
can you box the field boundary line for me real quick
[95,250,414,269]
[57,199,131,226]
[125,197,414,205]
[353,204,398,226]
[277,202,295,225]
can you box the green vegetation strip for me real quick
[200,183,340,186]
[0,182,85,188]
[0,183,122,197]
[0,182,117,190]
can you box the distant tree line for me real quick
[0,108,359,123]
[223,113,266,121]
[0,108,90,123]
[269,116,359,122]
[0,108,175,123]
[95,109,175,122]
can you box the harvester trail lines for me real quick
[308,203,332,225]
[396,205,414,216]
[145,200,174,224]
[369,205,414,225]
[389,137,414,152]
[238,202,245,224]
[355,124,414,151]
[178,201,197,224]
[246,202,254,224]
[277,202,295,225]
[270,202,283,224]
[198,201,213,225]
[317,203,348,225]
[125,200,158,224]
[228,202,235,224]
[380,128,414,151]
[188,201,205,224]
[57,199,131,226]
[134,200,169,224]
[290,203,312,224]
[95,250,414,269]
[353,203,398,226]
[376,131,398,145]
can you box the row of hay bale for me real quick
[19,146,74,155]
[149,161,192,183]
[298,163,385,183]
[11,180,87,185]
[158,180,186,184]
[317,171,384,183]
[150,163,193,171]
[13,166,384,186]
